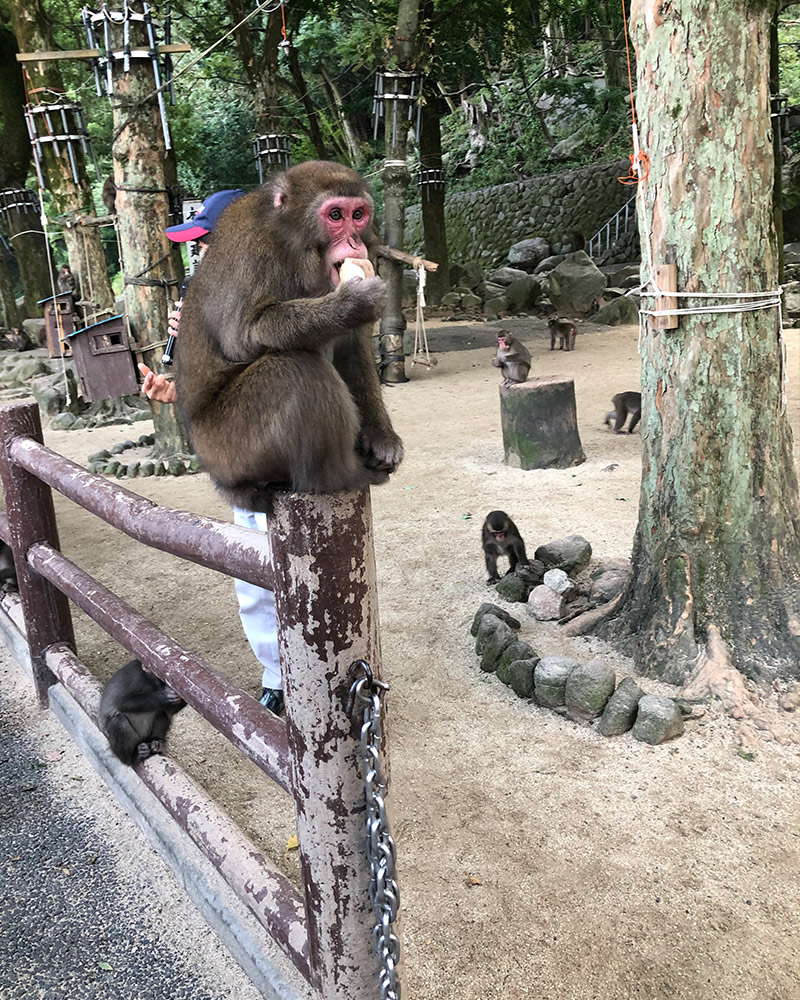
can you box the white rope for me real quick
[411,261,436,368]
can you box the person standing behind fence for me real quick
[138,190,285,716]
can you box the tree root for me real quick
[681,625,800,748]
[561,593,623,637]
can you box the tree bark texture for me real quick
[109,6,192,455]
[227,0,283,136]
[611,1,800,685]
[7,0,114,318]
[418,84,449,306]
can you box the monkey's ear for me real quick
[273,178,290,209]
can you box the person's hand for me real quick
[168,304,181,336]
[138,363,177,404]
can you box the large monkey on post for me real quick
[175,161,403,511]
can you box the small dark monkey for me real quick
[482,510,528,584]
[492,331,530,387]
[175,161,403,510]
[548,316,577,351]
[99,658,186,765]
[102,175,117,215]
[604,391,641,433]
[57,265,76,296]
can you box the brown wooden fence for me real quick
[0,401,400,1000]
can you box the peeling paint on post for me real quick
[0,403,75,704]
[268,489,398,998]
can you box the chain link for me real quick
[348,661,401,1000]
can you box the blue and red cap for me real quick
[166,189,245,242]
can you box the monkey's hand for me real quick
[357,425,404,474]
[162,685,184,705]
[333,276,387,327]
[491,358,503,367]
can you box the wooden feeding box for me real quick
[66,315,138,402]
[37,292,77,358]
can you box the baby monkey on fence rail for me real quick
[482,510,529,584]
[604,391,641,433]
[548,316,577,352]
[99,659,186,765]
[492,331,531,386]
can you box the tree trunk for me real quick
[378,0,421,384]
[0,22,51,318]
[0,254,21,328]
[604,0,800,686]
[7,0,114,318]
[597,2,625,90]
[319,63,362,168]
[109,5,192,456]
[418,84,449,305]
[286,44,328,160]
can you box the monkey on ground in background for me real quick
[99,658,186,765]
[548,316,577,351]
[175,161,403,511]
[492,330,531,387]
[482,510,529,585]
[604,391,642,434]
[102,175,117,215]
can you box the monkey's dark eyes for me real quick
[329,208,343,221]
[353,208,363,220]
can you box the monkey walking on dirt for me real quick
[482,511,529,584]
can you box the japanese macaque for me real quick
[482,510,528,585]
[492,330,530,387]
[57,265,76,296]
[174,161,403,511]
[604,391,641,434]
[99,658,186,765]
[548,316,577,351]
[102,175,117,215]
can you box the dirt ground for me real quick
[27,316,800,999]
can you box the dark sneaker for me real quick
[260,687,285,715]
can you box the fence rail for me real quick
[0,401,398,1000]
[587,195,637,260]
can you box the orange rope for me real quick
[618,0,649,185]
[280,1,287,42]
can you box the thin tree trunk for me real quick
[603,0,800,685]
[286,44,328,160]
[418,83,449,305]
[8,0,114,318]
[109,4,192,456]
[597,1,625,90]
[0,254,21,328]
[319,63,362,168]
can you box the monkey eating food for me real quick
[174,161,403,510]
[548,316,577,352]
[492,331,531,387]
[604,391,641,433]
[482,510,529,584]
[99,658,186,765]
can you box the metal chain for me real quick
[348,661,401,1000]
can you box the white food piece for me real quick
[340,258,365,283]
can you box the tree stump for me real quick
[500,375,585,469]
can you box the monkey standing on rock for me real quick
[604,391,641,433]
[99,658,186,765]
[175,161,403,511]
[492,331,531,387]
[548,316,577,351]
[482,510,529,584]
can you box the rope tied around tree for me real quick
[618,0,649,186]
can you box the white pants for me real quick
[232,507,282,691]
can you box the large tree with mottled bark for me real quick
[585,0,800,690]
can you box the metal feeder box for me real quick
[66,315,138,402]
[37,292,77,359]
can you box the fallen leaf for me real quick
[97,961,113,972]
[466,876,482,887]
[286,834,299,851]
[736,748,755,761]
[46,750,64,763]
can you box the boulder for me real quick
[589,571,627,605]
[534,656,580,707]
[542,568,573,596]
[548,251,607,317]
[487,267,529,287]
[508,238,550,272]
[449,261,483,289]
[495,562,545,603]
[505,275,542,312]
[632,696,685,744]
[534,254,565,275]
[504,658,539,699]
[598,677,644,736]
[527,585,565,621]
[496,642,539,685]
[461,292,482,310]
[476,616,519,672]
[593,295,639,326]
[484,296,509,315]
[534,535,592,575]
[564,658,616,721]
[471,603,521,637]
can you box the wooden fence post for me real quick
[268,488,399,1000]
[0,403,75,704]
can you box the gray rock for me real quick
[508,238,550,271]
[471,603,521,637]
[598,677,644,736]
[167,457,187,476]
[103,461,120,476]
[476,616,519,672]
[534,656,580,707]
[505,275,542,312]
[565,658,616,721]
[22,318,47,347]
[534,254,565,274]
[542,568,572,595]
[449,261,483,289]
[504,658,538,699]
[487,266,529,287]
[441,292,462,308]
[632,695,685,744]
[461,293,482,310]
[496,641,539,683]
[139,461,155,477]
[535,535,592,575]
[49,412,77,430]
[593,295,639,326]
[589,571,626,605]
[88,449,112,464]
[527,585,566,621]
[548,251,607,317]
[137,433,155,446]
[484,295,509,315]
[126,461,140,477]
[494,572,530,603]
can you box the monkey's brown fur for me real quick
[175,161,403,510]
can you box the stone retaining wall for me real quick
[405,157,639,267]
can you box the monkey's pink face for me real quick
[497,337,508,350]
[319,197,372,285]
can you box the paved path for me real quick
[0,647,262,1000]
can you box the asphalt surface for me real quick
[0,648,261,1000]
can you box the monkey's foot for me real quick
[486,576,500,585]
